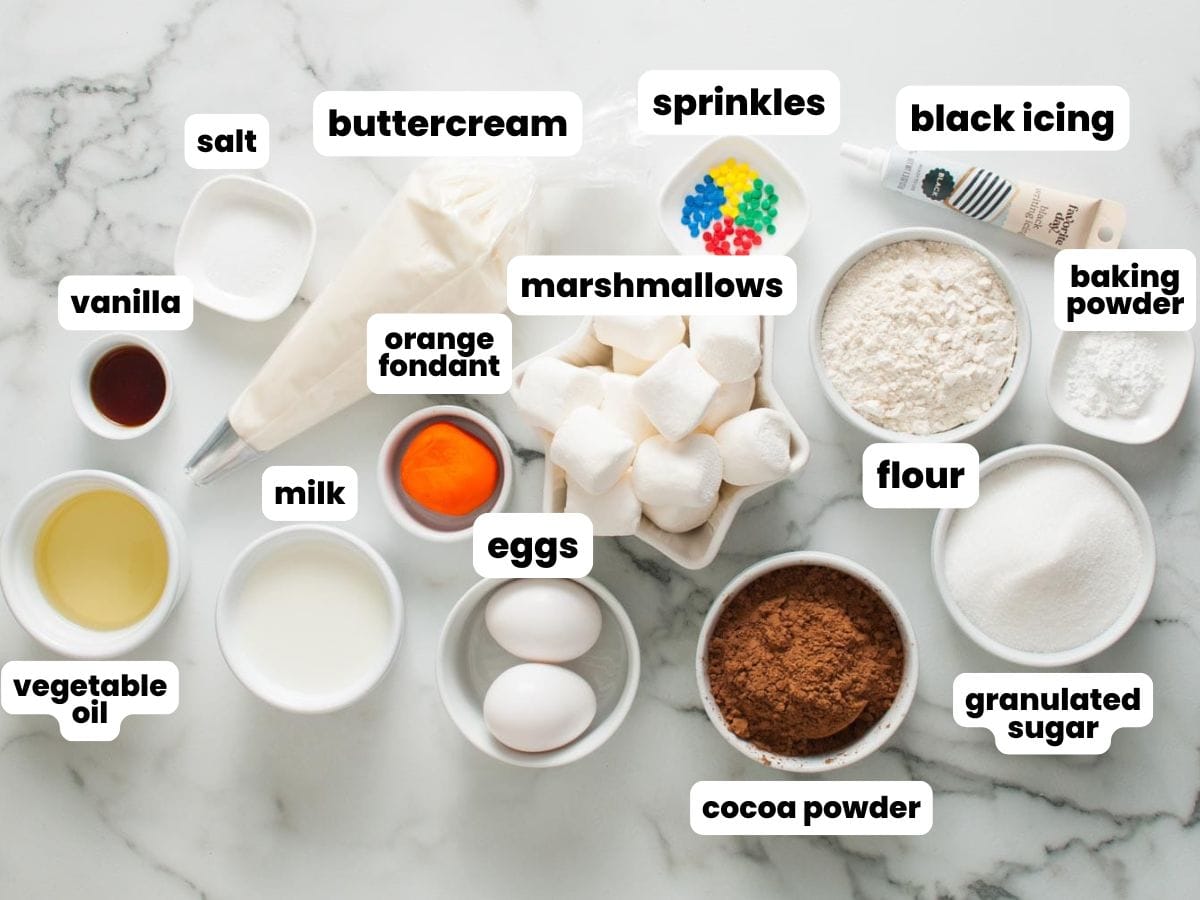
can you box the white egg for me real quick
[483,663,597,753]
[485,578,602,663]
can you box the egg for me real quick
[485,578,602,663]
[483,663,597,752]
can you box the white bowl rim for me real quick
[809,226,1031,443]
[0,469,186,658]
[376,405,514,543]
[215,523,403,713]
[930,443,1157,667]
[656,134,811,257]
[695,550,919,773]
[435,574,640,768]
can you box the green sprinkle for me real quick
[766,224,776,235]
[765,183,776,196]
[767,207,778,218]
[753,178,763,189]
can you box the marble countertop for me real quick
[1,1,1198,897]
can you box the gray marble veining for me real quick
[1,0,1198,897]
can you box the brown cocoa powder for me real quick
[706,564,905,757]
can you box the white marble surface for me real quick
[1,1,1199,897]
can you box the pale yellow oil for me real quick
[34,489,168,630]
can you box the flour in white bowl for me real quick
[821,240,1017,435]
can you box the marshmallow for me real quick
[550,406,637,495]
[565,473,642,537]
[600,372,656,442]
[514,357,603,432]
[697,378,756,433]
[714,408,792,486]
[612,347,654,376]
[643,495,718,534]
[593,316,685,362]
[688,316,762,383]
[632,434,723,508]
[632,345,720,441]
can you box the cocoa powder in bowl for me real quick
[706,564,905,758]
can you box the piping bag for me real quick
[186,160,537,484]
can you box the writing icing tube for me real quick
[841,144,1125,250]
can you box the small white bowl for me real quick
[174,175,315,322]
[810,227,1030,443]
[511,317,810,570]
[0,470,189,658]
[436,576,639,768]
[696,551,918,773]
[71,333,173,439]
[216,525,403,713]
[658,136,809,256]
[1048,331,1195,444]
[377,405,514,542]
[931,444,1156,667]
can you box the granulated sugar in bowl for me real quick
[932,444,1156,667]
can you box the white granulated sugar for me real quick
[944,457,1144,654]
[1065,332,1165,418]
[821,240,1017,435]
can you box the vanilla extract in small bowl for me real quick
[72,333,173,439]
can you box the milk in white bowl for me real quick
[216,525,402,713]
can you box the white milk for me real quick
[228,541,394,697]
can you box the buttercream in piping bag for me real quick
[186,160,536,484]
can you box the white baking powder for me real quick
[943,456,1144,654]
[821,240,1017,435]
[1064,332,1165,418]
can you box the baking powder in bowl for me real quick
[943,456,1144,653]
[821,240,1017,435]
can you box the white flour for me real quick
[821,240,1017,435]
[1064,332,1164,418]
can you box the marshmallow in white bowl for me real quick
[689,316,762,384]
[565,473,642,537]
[697,377,756,434]
[644,495,718,534]
[632,345,720,441]
[593,316,684,362]
[632,434,723,509]
[715,408,791,486]
[514,357,603,432]
[600,373,656,442]
[550,406,636,495]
